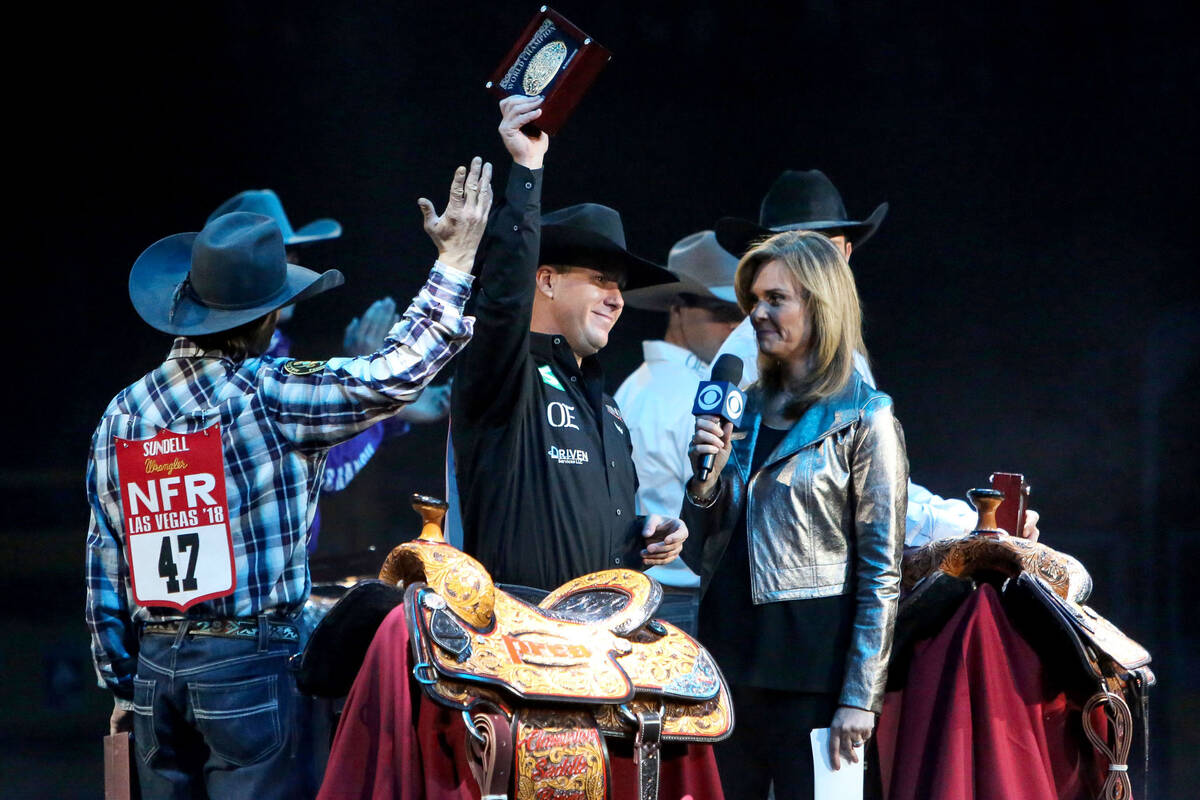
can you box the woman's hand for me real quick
[829,705,874,769]
[687,416,733,501]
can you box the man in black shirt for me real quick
[452,96,689,590]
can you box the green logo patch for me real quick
[538,365,565,391]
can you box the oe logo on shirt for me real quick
[546,402,580,430]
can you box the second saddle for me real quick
[892,487,1154,800]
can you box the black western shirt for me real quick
[451,165,642,590]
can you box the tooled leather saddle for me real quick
[893,482,1154,800]
[368,495,732,800]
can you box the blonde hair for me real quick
[734,230,867,413]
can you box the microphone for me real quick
[692,354,745,482]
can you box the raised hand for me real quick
[418,156,493,272]
[498,95,549,169]
[344,297,400,355]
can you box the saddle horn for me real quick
[378,494,497,630]
[411,493,450,542]
[967,487,1006,536]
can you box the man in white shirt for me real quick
[614,231,746,632]
[713,169,1039,544]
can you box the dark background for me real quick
[6,1,1197,796]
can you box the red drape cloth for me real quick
[317,604,725,800]
[875,583,1107,800]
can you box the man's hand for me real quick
[829,705,874,770]
[1020,509,1040,541]
[499,95,549,169]
[687,416,734,502]
[640,515,688,567]
[418,156,493,272]
[395,383,451,424]
[343,297,399,355]
[110,703,133,736]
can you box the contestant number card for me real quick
[115,425,236,611]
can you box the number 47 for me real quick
[158,533,199,594]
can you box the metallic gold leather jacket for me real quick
[682,372,908,712]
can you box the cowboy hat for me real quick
[539,203,677,290]
[715,169,888,257]
[130,212,344,336]
[208,189,342,246]
[621,230,742,312]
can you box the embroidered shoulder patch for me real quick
[283,359,326,376]
[604,403,624,422]
[538,365,565,391]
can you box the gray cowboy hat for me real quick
[622,231,741,312]
[130,211,344,336]
[540,203,677,291]
[715,169,888,257]
[208,189,342,246]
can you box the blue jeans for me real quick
[132,620,316,800]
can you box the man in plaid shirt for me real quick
[85,156,492,799]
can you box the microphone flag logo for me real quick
[697,385,724,411]
[692,380,745,425]
[724,390,744,420]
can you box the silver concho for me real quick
[422,592,447,610]
[522,40,568,95]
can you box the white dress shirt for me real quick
[614,340,707,587]
[713,317,976,546]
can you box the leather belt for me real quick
[142,618,299,643]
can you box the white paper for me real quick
[810,727,864,800]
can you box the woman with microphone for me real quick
[682,230,907,799]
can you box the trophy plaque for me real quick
[485,6,612,135]
[989,471,1030,537]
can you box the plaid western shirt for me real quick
[85,263,474,700]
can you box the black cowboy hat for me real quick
[539,203,677,291]
[622,230,741,312]
[129,211,344,336]
[715,169,889,257]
